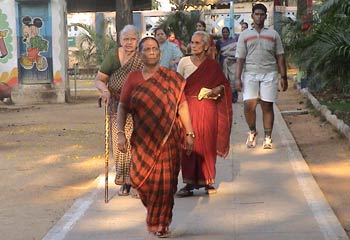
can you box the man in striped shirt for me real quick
[235,3,288,149]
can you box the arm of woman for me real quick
[178,100,194,155]
[208,84,224,98]
[94,71,111,105]
[116,102,128,153]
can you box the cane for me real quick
[99,97,109,203]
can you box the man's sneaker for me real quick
[263,136,273,149]
[246,131,257,148]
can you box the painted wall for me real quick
[0,1,18,100]
[0,0,67,103]
[51,0,67,88]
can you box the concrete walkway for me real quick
[42,101,349,240]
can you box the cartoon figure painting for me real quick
[20,16,49,71]
[0,29,8,58]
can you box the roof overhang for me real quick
[66,0,152,13]
[203,0,271,4]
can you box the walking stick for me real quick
[104,103,110,203]
[99,97,110,203]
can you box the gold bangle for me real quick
[103,89,109,92]
[116,131,125,134]
[186,132,195,138]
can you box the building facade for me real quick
[0,0,68,104]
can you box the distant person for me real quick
[116,36,194,238]
[235,3,288,149]
[187,20,216,59]
[94,24,143,197]
[241,22,249,31]
[176,31,233,197]
[216,27,239,102]
[168,31,187,53]
[154,27,183,71]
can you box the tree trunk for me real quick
[297,0,312,31]
[116,0,133,40]
[296,0,307,20]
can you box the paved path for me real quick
[42,101,349,240]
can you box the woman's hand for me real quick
[184,135,194,156]
[94,71,111,105]
[207,85,223,98]
[117,132,127,153]
[100,89,111,106]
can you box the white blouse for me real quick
[177,56,198,79]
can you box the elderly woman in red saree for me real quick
[116,37,194,238]
[176,31,233,197]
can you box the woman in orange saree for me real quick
[116,37,194,238]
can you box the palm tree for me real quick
[169,0,208,11]
[157,10,200,46]
[69,22,116,68]
[283,0,350,93]
[69,23,97,68]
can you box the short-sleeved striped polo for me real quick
[235,27,284,74]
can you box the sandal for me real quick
[118,184,131,196]
[156,231,171,238]
[175,187,193,198]
[205,185,217,195]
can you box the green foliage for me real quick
[169,0,208,10]
[283,0,350,94]
[319,100,350,112]
[152,0,161,10]
[157,10,200,46]
[69,22,116,68]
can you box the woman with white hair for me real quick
[94,24,143,197]
[176,31,233,197]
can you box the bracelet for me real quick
[103,89,109,92]
[116,131,125,134]
[186,132,196,138]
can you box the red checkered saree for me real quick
[120,67,186,232]
[181,57,233,186]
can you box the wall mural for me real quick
[20,16,49,71]
[0,68,18,103]
[0,29,9,58]
[54,70,62,85]
[0,9,16,103]
[17,2,53,84]
[0,9,13,63]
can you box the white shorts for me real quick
[242,72,278,102]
